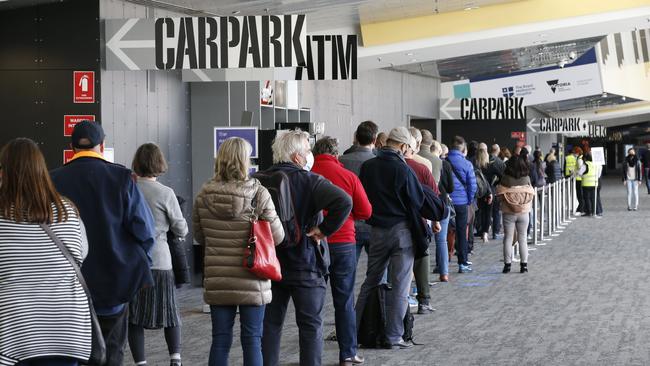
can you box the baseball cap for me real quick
[71,121,105,149]
[388,127,417,151]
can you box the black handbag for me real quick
[40,223,107,365]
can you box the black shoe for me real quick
[170,360,182,366]
[417,303,435,314]
[520,263,528,273]
[502,263,511,273]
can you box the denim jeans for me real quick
[209,305,265,366]
[355,222,414,344]
[96,307,128,366]
[434,213,450,276]
[626,180,639,209]
[262,279,327,366]
[16,360,77,366]
[646,168,650,194]
[453,204,469,265]
[329,243,358,361]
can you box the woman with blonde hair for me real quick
[476,145,493,243]
[193,137,284,366]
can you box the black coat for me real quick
[168,195,191,287]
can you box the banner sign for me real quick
[591,147,606,165]
[460,97,525,120]
[214,127,258,158]
[106,15,307,71]
[73,71,95,103]
[537,117,589,134]
[182,34,358,81]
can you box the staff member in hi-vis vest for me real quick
[578,153,598,218]
[568,147,585,214]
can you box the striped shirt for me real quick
[0,202,91,365]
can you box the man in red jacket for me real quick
[311,136,372,366]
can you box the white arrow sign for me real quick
[527,118,537,132]
[440,98,461,120]
[106,19,155,71]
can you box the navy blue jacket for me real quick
[51,156,155,308]
[360,148,425,228]
[447,149,478,206]
[268,163,351,282]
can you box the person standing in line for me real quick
[433,140,454,282]
[355,127,426,349]
[342,121,378,157]
[578,153,597,217]
[496,155,535,274]
[261,130,352,366]
[475,145,493,243]
[339,121,378,264]
[50,121,156,366]
[447,136,477,273]
[375,132,388,150]
[486,144,506,239]
[193,137,285,366]
[408,127,433,172]
[544,152,562,184]
[128,143,189,366]
[641,144,650,195]
[418,130,442,183]
[404,135,439,314]
[0,138,92,366]
[499,147,512,162]
[311,137,371,366]
[623,148,642,211]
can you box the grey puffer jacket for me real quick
[193,178,284,306]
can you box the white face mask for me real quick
[303,151,314,171]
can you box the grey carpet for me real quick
[125,177,650,365]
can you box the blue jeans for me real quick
[329,243,358,361]
[262,279,327,366]
[434,214,450,276]
[209,305,265,366]
[453,204,469,265]
[645,168,650,194]
[16,360,77,366]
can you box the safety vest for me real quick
[581,161,597,187]
[565,154,576,177]
[575,155,583,181]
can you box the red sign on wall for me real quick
[64,115,95,136]
[511,131,526,140]
[73,71,95,103]
[63,150,75,164]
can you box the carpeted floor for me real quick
[125,177,650,365]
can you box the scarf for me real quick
[626,155,638,168]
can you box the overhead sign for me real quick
[73,71,95,103]
[64,115,95,136]
[181,34,358,81]
[460,98,525,120]
[566,125,607,138]
[214,127,258,158]
[105,15,307,71]
[537,117,589,134]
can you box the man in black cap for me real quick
[50,121,156,366]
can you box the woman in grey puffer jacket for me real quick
[193,137,284,366]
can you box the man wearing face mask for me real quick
[355,127,426,349]
[261,130,352,366]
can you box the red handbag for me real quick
[244,194,282,281]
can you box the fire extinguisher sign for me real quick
[73,71,95,103]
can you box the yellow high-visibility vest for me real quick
[581,161,597,187]
[565,154,576,177]
[576,155,583,181]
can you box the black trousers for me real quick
[582,187,596,216]
[94,308,128,366]
[576,180,584,213]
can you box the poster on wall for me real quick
[64,115,95,136]
[260,80,273,105]
[214,127,258,158]
[73,71,95,103]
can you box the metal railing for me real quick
[530,176,578,246]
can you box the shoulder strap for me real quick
[450,163,466,189]
[39,223,91,299]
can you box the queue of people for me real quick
[1,117,623,366]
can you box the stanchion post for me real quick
[533,187,538,246]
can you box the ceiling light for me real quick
[406,52,414,56]
[232,10,241,14]
[464,6,479,10]
[622,96,627,101]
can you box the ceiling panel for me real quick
[386,36,604,81]
[534,94,641,115]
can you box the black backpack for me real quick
[474,168,491,198]
[357,285,415,348]
[252,170,302,248]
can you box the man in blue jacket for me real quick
[447,135,477,273]
[355,127,425,349]
[51,121,155,366]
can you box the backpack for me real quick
[357,285,416,348]
[252,170,302,248]
[474,168,491,198]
